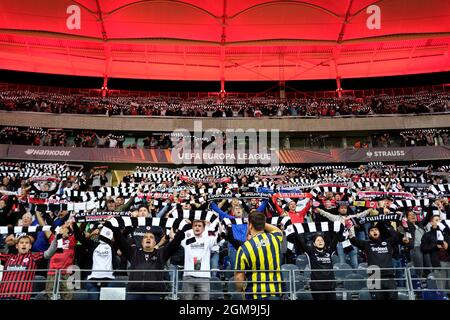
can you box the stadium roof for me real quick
[0,0,449,81]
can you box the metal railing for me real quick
[177,269,293,300]
[0,269,58,300]
[1,81,449,99]
[406,267,450,300]
[292,267,412,300]
[0,267,449,300]
[1,109,450,120]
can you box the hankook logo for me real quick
[24,149,71,157]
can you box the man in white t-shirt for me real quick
[181,220,217,300]
[108,137,118,148]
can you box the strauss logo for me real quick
[366,151,373,158]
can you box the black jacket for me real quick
[287,228,343,290]
[350,223,401,277]
[420,227,450,267]
[114,228,185,293]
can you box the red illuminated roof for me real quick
[0,0,449,80]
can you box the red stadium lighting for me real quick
[101,86,109,97]
[0,1,448,80]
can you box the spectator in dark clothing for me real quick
[420,215,450,291]
[287,227,344,300]
[112,220,190,300]
[349,222,402,300]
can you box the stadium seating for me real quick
[295,255,309,269]
[209,276,224,300]
[343,274,367,292]
[333,263,353,280]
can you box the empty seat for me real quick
[331,254,340,266]
[398,291,410,300]
[109,276,128,288]
[421,290,449,301]
[72,289,89,300]
[296,291,313,300]
[427,273,438,289]
[31,275,47,298]
[335,288,347,300]
[358,290,372,300]
[333,263,352,279]
[356,263,368,277]
[343,273,366,291]
[303,266,311,279]
[280,264,297,294]
[358,262,368,269]
[32,290,48,300]
[281,264,299,271]
[295,255,309,270]
[210,276,224,300]
[281,264,298,283]
[294,273,307,291]
[227,277,242,300]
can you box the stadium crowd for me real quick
[0,161,450,301]
[0,127,174,150]
[1,90,449,118]
[399,129,450,147]
[2,126,450,150]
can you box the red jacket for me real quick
[47,234,77,275]
[272,194,312,224]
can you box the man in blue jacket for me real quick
[210,199,268,270]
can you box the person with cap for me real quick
[420,215,450,291]
[316,204,374,269]
[287,226,345,300]
[348,221,403,300]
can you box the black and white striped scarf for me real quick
[353,181,387,191]
[395,199,431,208]
[310,185,352,198]
[284,221,345,251]
[0,225,64,252]
[430,184,450,195]
[103,216,191,232]
[73,211,132,223]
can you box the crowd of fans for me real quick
[369,130,450,149]
[399,129,450,147]
[73,131,125,149]
[0,127,67,147]
[1,90,449,118]
[0,161,449,300]
[0,127,174,149]
[2,126,450,151]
